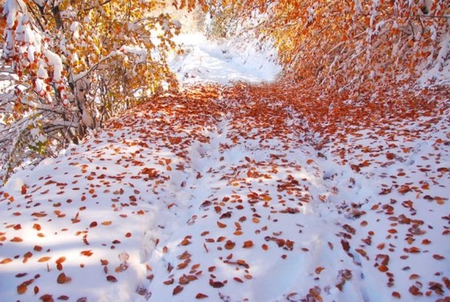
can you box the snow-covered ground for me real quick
[0,33,449,302]
[169,33,282,85]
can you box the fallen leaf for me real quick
[40,294,53,302]
[315,267,325,274]
[17,283,27,294]
[57,273,71,284]
[106,275,118,282]
[173,285,183,295]
[195,293,209,299]
[80,250,93,257]
[243,240,254,248]
[1,258,13,264]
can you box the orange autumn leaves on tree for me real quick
[211,0,449,90]
[0,0,182,182]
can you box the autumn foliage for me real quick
[210,0,449,90]
[1,0,449,182]
[0,0,182,181]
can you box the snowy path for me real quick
[169,34,281,85]
[1,33,449,301]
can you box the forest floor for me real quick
[0,34,449,302]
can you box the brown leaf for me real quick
[209,279,225,288]
[38,256,52,262]
[224,240,235,250]
[315,267,325,274]
[172,285,183,295]
[40,294,53,301]
[17,283,27,294]
[100,259,109,266]
[409,285,423,296]
[243,240,254,248]
[341,239,350,252]
[217,221,227,228]
[57,273,71,284]
[106,275,118,282]
[195,293,209,299]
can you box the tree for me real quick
[208,0,449,90]
[0,0,183,181]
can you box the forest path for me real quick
[0,32,449,302]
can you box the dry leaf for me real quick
[195,293,209,299]
[57,273,71,284]
[315,267,325,274]
[80,250,93,257]
[173,285,183,295]
[38,256,52,263]
[243,240,254,248]
[17,283,27,294]
[1,258,13,264]
[106,275,118,282]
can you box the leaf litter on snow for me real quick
[0,82,449,302]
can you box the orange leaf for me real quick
[11,237,23,242]
[17,283,27,294]
[195,293,209,299]
[1,258,13,264]
[262,195,272,201]
[80,250,93,257]
[224,240,235,250]
[315,267,325,274]
[243,240,254,248]
[217,221,227,228]
[38,256,52,262]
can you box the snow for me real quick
[0,32,449,302]
[169,33,282,85]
